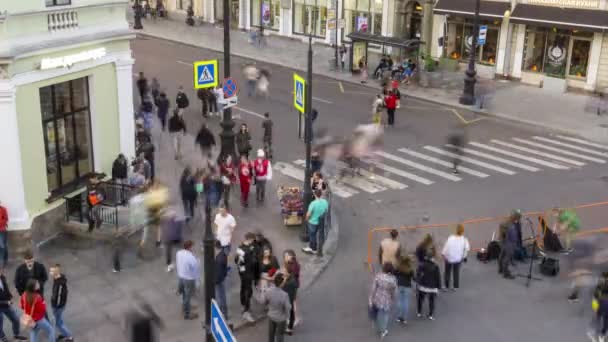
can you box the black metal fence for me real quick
[96,181,138,206]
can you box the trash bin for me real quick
[328,58,337,71]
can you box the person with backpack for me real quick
[175,86,189,116]
[195,123,216,164]
[50,264,73,342]
[197,88,210,118]
[235,232,258,323]
[441,224,470,291]
[416,251,441,320]
[168,108,187,160]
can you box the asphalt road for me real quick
[132,36,608,342]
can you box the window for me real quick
[522,28,592,79]
[293,0,327,37]
[343,0,382,40]
[40,77,94,194]
[445,18,499,65]
[253,0,282,30]
[45,0,71,6]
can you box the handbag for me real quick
[20,295,37,330]
[368,303,378,320]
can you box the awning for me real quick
[434,0,511,20]
[510,4,608,32]
[346,32,422,49]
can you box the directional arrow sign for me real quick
[210,299,236,342]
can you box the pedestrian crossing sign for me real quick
[193,59,218,89]
[294,73,305,113]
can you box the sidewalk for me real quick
[10,117,338,341]
[132,13,608,143]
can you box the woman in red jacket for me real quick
[20,279,54,342]
[384,90,397,127]
[238,155,253,207]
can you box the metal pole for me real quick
[203,198,215,341]
[133,0,143,30]
[220,0,236,159]
[302,9,315,241]
[502,10,512,78]
[334,0,339,69]
[459,0,480,105]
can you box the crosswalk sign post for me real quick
[210,299,236,342]
[294,73,305,113]
[194,60,219,89]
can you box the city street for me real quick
[133,36,608,342]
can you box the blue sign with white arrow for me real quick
[211,299,236,342]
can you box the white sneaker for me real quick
[302,247,314,254]
[167,264,174,272]
[243,311,255,322]
[380,330,388,339]
[598,336,605,342]
[416,313,422,318]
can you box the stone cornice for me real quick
[6,1,128,17]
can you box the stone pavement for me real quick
[5,116,338,341]
[131,12,608,144]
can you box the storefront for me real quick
[343,0,383,40]
[252,0,282,30]
[293,0,328,37]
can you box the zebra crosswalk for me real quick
[274,135,608,199]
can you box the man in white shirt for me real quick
[214,206,236,255]
[176,240,200,320]
[441,224,470,291]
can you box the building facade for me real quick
[0,0,135,248]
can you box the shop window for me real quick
[343,0,382,40]
[293,0,327,37]
[445,19,499,65]
[45,0,71,6]
[40,78,94,195]
[253,0,281,30]
[522,28,547,73]
[569,39,591,78]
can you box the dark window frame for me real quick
[45,0,72,7]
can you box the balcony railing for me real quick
[48,11,78,32]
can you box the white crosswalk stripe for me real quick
[292,159,387,193]
[371,161,434,185]
[445,144,540,172]
[556,135,608,151]
[511,138,606,164]
[490,140,586,167]
[375,151,462,182]
[425,146,517,175]
[398,148,489,178]
[274,162,358,198]
[532,136,608,157]
[357,169,409,190]
[469,142,569,170]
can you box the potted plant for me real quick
[419,55,439,88]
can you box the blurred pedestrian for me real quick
[137,138,156,182]
[235,232,257,322]
[243,64,259,97]
[302,190,328,254]
[162,209,184,272]
[155,92,170,131]
[175,86,189,116]
[339,44,347,70]
[369,263,397,339]
[415,234,436,263]
[372,94,384,127]
[253,149,272,203]
[0,202,9,270]
[140,99,154,133]
[220,155,237,209]
[257,247,279,301]
[447,127,466,175]
[176,240,200,320]
[168,108,187,160]
[150,77,160,104]
[281,261,299,335]
[136,72,148,103]
[379,229,401,267]
[416,251,441,321]
[257,69,270,98]
[213,83,225,117]
[238,155,253,207]
[236,124,252,159]
[0,270,27,341]
[197,88,210,118]
[265,274,291,342]
[195,123,216,164]
[20,279,54,342]
[215,240,229,319]
[50,264,73,342]
[214,205,236,255]
[207,86,218,116]
[262,112,273,160]
[127,296,164,342]
[394,256,414,324]
[498,218,518,280]
[441,224,470,291]
[179,167,197,221]
[359,57,368,84]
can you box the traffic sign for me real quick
[478,25,488,46]
[194,59,218,89]
[223,78,238,98]
[211,299,236,342]
[293,73,305,113]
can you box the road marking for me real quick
[398,148,489,178]
[313,96,332,104]
[375,151,462,181]
[177,60,192,66]
[512,138,605,164]
[369,161,434,185]
[469,142,569,170]
[445,145,540,172]
[358,169,408,190]
[450,109,485,125]
[274,162,357,198]
[425,146,517,175]
[338,81,344,93]
[533,136,608,157]
[555,135,608,151]
[293,160,386,193]
[491,140,586,167]
[233,106,265,119]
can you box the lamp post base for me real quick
[459,69,477,106]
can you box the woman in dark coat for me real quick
[179,167,197,221]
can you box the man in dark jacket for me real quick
[197,88,210,118]
[136,72,148,104]
[235,233,258,322]
[168,109,187,160]
[14,250,48,297]
[0,271,26,341]
[155,92,170,131]
[176,86,189,116]
[112,154,128,181]
[195,123,216,163]
[50,264,73,341]
[498,219,518,279]
[137,140,156,182]
[214,240,229,319]
[236,124,252,158]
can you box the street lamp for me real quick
[458,0,480,105]
[219,0,236,159]
[133,0,143,30]
[202,197,215,341]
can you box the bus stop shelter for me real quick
[346,32,423,72]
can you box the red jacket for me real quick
[239,162,252,185]
[254,159,269,179]
[220,162,237,183]
[385,95,397,110]
[0,206,7,232]
[20,293,46,322]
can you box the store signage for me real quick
[40,48,106,70]
[478,25,487,46]
[547,44,566,66]
[338,19,345,29]
[527,0,599,9]
[262,3,271,25]
[356,16,368,32]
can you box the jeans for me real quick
[182,198,196,219]
[52,306,72,338]
[375,309,389,333]
[417,290,435,316]
[444,261,461,289]
[113,243,122,271]
[498,246,513,276]
[387,108,395,126]
[215,281,228,319]
[396,286,411,319]
[268,319,286,342]
[307,223,319,251]
[30,318,54,342]
[256,179,266,202]
[239,274,254,312]
[0,231,7,268]
[247,80,257,97]
[179,278,196,317]
[0,306,20,338]
[165,240,181,266]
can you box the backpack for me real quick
[486,241,501,260]
[540,257,559,276]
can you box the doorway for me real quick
[395,0,422,39]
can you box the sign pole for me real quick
[220,0,236,160]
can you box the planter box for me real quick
[419,71,442,88]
